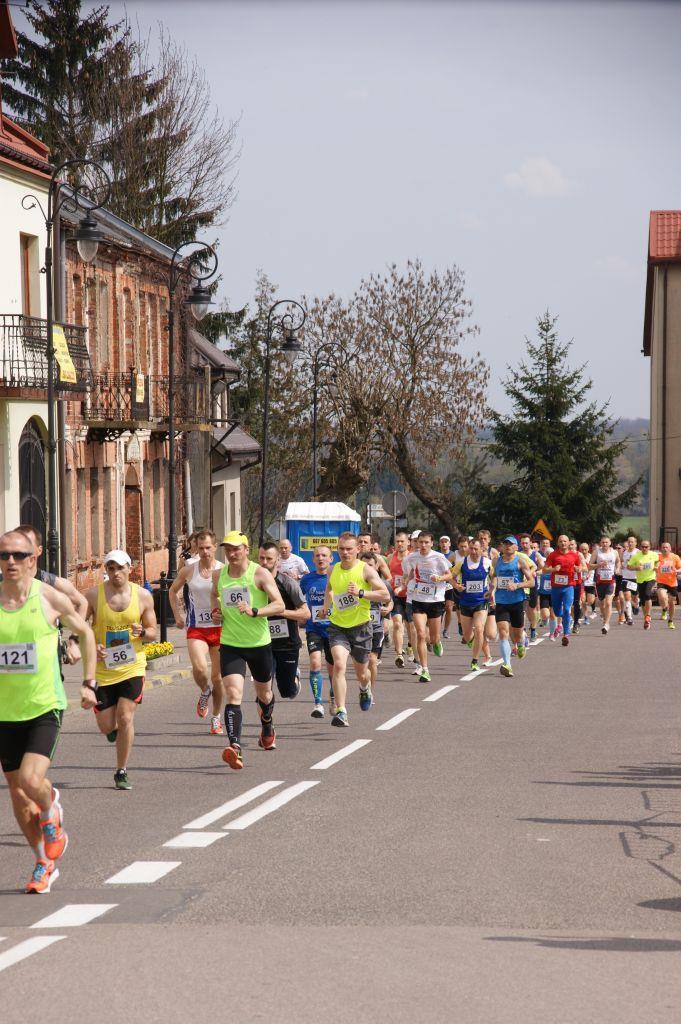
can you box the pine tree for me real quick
[477,312,639,540]
[2,0,129,167]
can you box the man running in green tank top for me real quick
[211,531,285,769]
[321,531,389,727]
[0,530,96,894]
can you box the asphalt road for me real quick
[2,617,681,1023]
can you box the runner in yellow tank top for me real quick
[84,550,157,791]
[210,531,284,770]
[321,532,389,727]
[0,529,96,894]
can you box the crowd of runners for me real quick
[0,522,677,894]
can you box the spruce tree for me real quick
[2,0,129,167]
[477,312,639,540]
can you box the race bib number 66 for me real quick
[222,586,250,607]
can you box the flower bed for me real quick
[143,641,174,661]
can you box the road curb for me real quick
[66,666,192,710]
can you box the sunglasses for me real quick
[0,551,33,561]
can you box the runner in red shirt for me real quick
[544,536,587,646]
[389,530,410,668]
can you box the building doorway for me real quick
[19,418,46,570]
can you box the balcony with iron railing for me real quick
[0,314,92,396]
[82,370,211,440]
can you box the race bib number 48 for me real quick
[222,586,250,608]
[103,642,136,669]
[0,642,37,673]
[414,581,436,599]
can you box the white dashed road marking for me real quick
[223,781,320,830]
[30,904,117,929]
[376,708,420,731]
[460,669,488,682]
[183,780,284,829]
[164,831,225,849]
[422,685,459,702]
[0,936,65,973]
[105,861,181,885]
[310,739,372,770]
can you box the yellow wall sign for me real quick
[531,518,553,540]
[52,325,77,384]
[135,373,145,404]
[299,536,340,552]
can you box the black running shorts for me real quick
[96,676,144,711]
[306,631,333,665]
[494,603,526,629]
[219,644,273,683]
[411,600,445,620]
[0,709,63,774]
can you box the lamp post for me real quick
[165,242,218,584]
[311,341,349,499]
[259,300,306,545]
[22,160,111,574]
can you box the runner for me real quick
[440,535,459,640]
[451,535,470,639]
[277,538,309,581]
[211,532,285,769]
[590,536,620,635]
[404,530,421,664]
[405,532,453,683]
[492,536,535,676]
[258,542,310,698]
[361,552,394,702]
[358,532,392,581]
[300,545,335,717]
[519,533,544,642]
[321,532,389,725]
[478,529,499,561]
[656,542,681,628]
[0,530,96,893]
[627,540,660,630]
[619,536,640,625]
[388,530,410,668]
[544,535,586,646]
[579,541,596,625]
[84,550,157,790]
[169,529,224,734]
[452,538,493,671]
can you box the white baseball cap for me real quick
[440,535,451,542]
[103,549,132,567]
[410,530,422,540]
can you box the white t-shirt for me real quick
[621,548,639,581]
[405,551,452,603]
[594,549,617,582]
[278,554,309,580]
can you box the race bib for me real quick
[268,618,288,639]
[584,572,595,587]
[465,580,484,594]
[598,568,613,581]
[393,575,404,589]
[196,609,214,625]
[627,580,638,592]
[497,576,513,590]
[334,591,359,611]
[103,642,136,670]
[222,586,250,608]
[640,562,652,571]
[540,575,552,593]
[311,604,328,622]
[554,574,569,586]
[0,642,37,673]
[370,606,382,626]
[414,581,437,599]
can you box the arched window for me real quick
[18,419,46,570]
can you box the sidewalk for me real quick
[61,626,193,708]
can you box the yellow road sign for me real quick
[53,325,77,384]
[531,518,553,540]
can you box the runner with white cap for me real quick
[83,550,157,790]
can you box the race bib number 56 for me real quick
[103,642,136,669]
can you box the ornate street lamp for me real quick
[22,159,111,574]
[311,341,349,499]
[259,300,306,544]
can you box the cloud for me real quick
[457,211,482,230]
[504,157,572,198]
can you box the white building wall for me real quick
[0,166,48,313]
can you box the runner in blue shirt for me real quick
[299,545,335,718]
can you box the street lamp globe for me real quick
[281,327,303,365]
[74,211,105,263]
[186,284,213,321]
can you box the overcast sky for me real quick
[38,1,681,416]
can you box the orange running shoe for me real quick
[25,858,59,895]
[258,728,276,750]
[197,688,211,718]
[210,716,224,735]
[222,743,243,769]
[41,789,67,861]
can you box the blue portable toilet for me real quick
[285,502,361,570]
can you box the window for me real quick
[20,234,40,317]
[98,280,110,368]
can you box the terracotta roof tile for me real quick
[649,211,681,262]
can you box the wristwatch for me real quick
[358,589,365,599]
[82,679,97,692]
[251,607,258,618]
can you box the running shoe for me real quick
[106,729,118,743]
[500,664,513,677]
[395,654,405,668]
[406,645,415,663]
[359,685,373,711]
[331,708,349,727]
[418,668,431,683]
[258,728,276,750]
[561,636,569,647]
[433,641,443,657]
[572,625,580,635]
[469,659,480,672]
[550,628,560,642]
[25,859,58,895]
[662,609,668,621]
[197,687,211,718]
[222,743,243,769]
[669,621,676,630]
[311,702,325,718]
[626,616,633,626]
[411,664,423,675]
[602,625,609,635]
[114,769,132,790]
[644,615,651,630]
[517,643,526,660]
[210,716,224,735]
[618,613,625,624]
[442,629,450,640]
[41,790,67,861]
[483,658,495,667]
